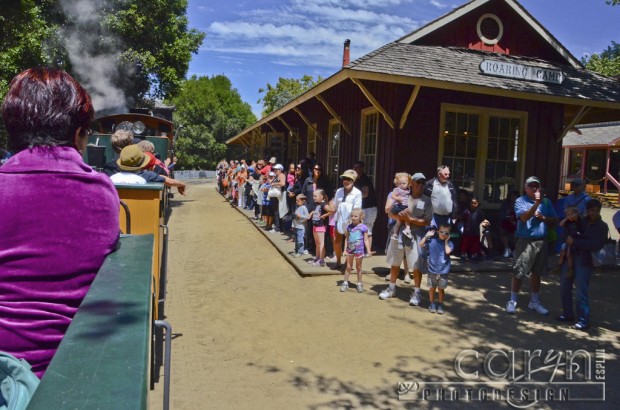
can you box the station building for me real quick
[227,0,620,245]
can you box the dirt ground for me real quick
[149,180,619,410]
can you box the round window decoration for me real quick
[477,13,503,45]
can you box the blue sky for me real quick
[186,0,619,118]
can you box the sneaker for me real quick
[308,258,318,265]
[385,274,392,281]
[340,282,349,292]
[293,253,303,258]
[527,301,549,315]
[325,256,337,263]
[573,322,590,331]
[503,249,512,258]
[403,273,412,284]
[356,283,364,293]
[409,292,421,306]
[311,260,324,267]
[506,300,517,314]
[428,302,437,313]
[302,250,309,255]
[402,229,413,239]
[436,303,445,315]
[379,287,396,300]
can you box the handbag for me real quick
[267,186,281,198]
[0,352,40,410]
[591,229,616,267]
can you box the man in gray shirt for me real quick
[423,165,457,228]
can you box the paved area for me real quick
[149,180,619,410]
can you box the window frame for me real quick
[360,107,379,185]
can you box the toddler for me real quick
[388,173,412,240]
[340,209,371,293]
[292,194,309,257]
[550,206,582,277]
[420,223,454,314]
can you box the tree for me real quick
[169,75,256,169]
[582,41,620,77]
[257,75,323,117]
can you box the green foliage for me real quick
[257,75,323,117]
[582,41,620,77]
[170,75,257,170]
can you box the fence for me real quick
[173,170,216,180]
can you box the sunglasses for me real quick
[527,184,540,188]
[438,230,450,235]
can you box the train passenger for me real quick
[111,145,187,195]
[103,129,134,176]
[137,139,170,176]
[0,68,120,378]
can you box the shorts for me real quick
[313,226,326,233]
[513,237,547,279]
[385,231,421,271]
[363,206,378,234]
[427,273,449,289]
[345,251,364,259]
[262,206,273,217]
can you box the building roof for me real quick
[347,43,620,104]
[564,122,620,147]
[397,0,582,68]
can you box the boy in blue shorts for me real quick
[420,223,454,314]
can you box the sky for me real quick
[186,0,620,118]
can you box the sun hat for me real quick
[411,172,426,181]
[117,145,150,171]
[269,157,276,164]
[273,164,284,171]
[340,169,358,180]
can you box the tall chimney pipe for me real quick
[342,39,351,67]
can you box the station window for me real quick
[360,109,378,184]
[440,104,526,205]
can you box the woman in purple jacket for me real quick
[0,68,120,377]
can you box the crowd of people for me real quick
[219,158,612,329]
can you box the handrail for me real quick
[29,235,154,410]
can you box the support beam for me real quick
[399,85,421,130]
[315,95,351,135]
[266,121,277,134]
[557,106,591,142]
[277,116,295,135]
[293,107,322,140]
[351,78,395,129]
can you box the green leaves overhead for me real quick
[582,41,620,77]
[257,75,323,118]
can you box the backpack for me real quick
[0,352,40,410]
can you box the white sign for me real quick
[480,60,564,84]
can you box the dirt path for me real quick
[149,180,619,409]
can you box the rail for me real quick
[29,235,154,410]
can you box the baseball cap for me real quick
[269,157,276,164]
[273,164,284,171]
[525,176,541,186]
[411,172,426,181]
[268,171,276,177]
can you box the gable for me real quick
[398,0,581,68]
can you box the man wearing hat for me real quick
[111,145,186,195]
[506,176,557,315]
[564,178,591,216]
[380,172,432,305]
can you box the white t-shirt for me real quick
[333,186,363,234]
[110,172,147,184]
[430,179,452,215]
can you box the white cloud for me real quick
[429,0,449,9]
[202,0,423,69]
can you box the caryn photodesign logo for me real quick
[398,348,606,408]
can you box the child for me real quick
[292,194,309,257]
[550,206,582,277]
[459,198,487,262]
[340,209,371,293]
[420,223,454,314]
[308,189,331,266]
[259,173,274,228]
[388,173,412,240]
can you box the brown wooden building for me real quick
[227,0,620,247]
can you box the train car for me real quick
[84,112,175,170]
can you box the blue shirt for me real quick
[564,192,590,216]
[425,237,453,274]
[515,196,557,239]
